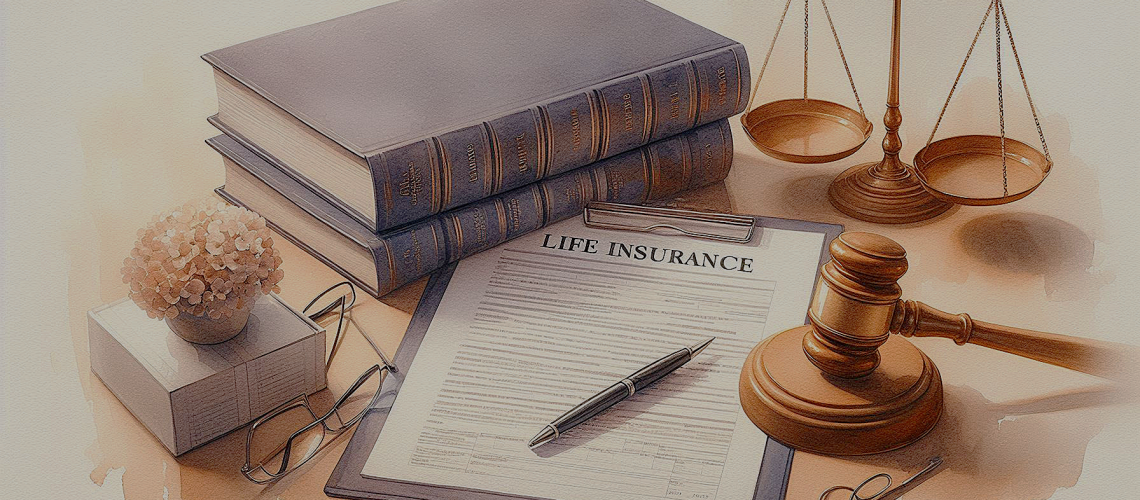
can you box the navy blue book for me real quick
[208,119,733,297]
[204,0,748,233]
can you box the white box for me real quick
[88,293,326,456]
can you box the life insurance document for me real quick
[362,218,826,500]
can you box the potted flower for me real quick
[121,200,284,344]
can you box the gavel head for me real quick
[738,231,944,455]
[803,232,909,378]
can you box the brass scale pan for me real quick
[742,98,872,164]
[742,0,1051,206]
[741,0,874,165]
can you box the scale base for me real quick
[739,326,943,455]
[828,160,953,224]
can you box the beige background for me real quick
[2,0,1139,498]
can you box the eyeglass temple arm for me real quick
[307,296,345,321]
[325,364,386,419]
[305,284,397,373]
[304,282,357,315]
[345,315,398,372]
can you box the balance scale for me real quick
[740,0,1053,223]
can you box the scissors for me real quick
[820,457,943,500]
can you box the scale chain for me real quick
[996,0,1008,197]
[744,0,865,118]
[744,0,793,113]
[804,0,810,99]
[999,0,1051,163]
[927,0,995,147]
[820,0,865,118]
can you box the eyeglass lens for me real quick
[245,401,327,482]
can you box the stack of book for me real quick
[202,0,750,297]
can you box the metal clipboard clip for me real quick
[583,202,756,243]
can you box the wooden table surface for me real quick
[3,1,1138,498]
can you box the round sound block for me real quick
[739,326,943,455]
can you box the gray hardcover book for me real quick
[208,119,733,297]
[204,0,748,233]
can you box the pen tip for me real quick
[528,425,557,449]
[689,338,715,358]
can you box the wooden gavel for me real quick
[802,231,1133,381]
[739,231,1137,455]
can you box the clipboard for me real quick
[325,203,843,500]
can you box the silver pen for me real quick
[528,337,715,449]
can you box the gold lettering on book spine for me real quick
[514,133,529,173]
[402,229,424,272]
[700,141,716,178]
[621,92,636,133]
[608,168,626,199]
[472,207,489,248]
[715,66,729,107]
[465,143,479,182]
[503,198,520,234]
[563,180,583,207]
[398,160,424,206]
[668,91,682,121]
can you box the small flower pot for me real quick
[165,304,253,345]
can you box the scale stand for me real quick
[827,0,952,223]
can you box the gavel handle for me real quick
[894,300,1137,380]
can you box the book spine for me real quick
[372,118,733,295]
[367,140,442,231]
[378,218,450,293]
[367,43,749,232]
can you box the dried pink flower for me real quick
[121,199,284,321]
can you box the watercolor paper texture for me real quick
[3,1,1140,499]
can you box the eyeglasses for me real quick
[241,282,397,484]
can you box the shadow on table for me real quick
[776,172,961,227]
[836,383,1136,499]
[955,212,1110,301]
